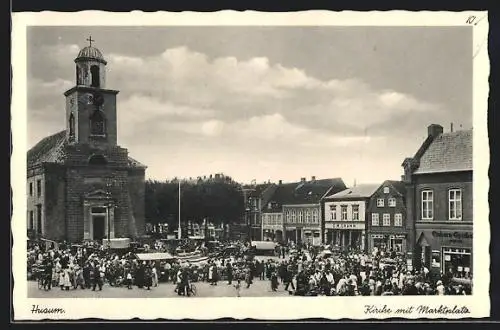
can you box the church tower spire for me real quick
[64,38,119,147]
[74,35,107,88]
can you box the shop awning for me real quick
[136,252,175,261]
[251,241,277,250]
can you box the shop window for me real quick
[442,247,472,279]
[431,250,441,268]
[449,189,463,220]
[394,213,403,226]
[377,198,384,207]
[388,198,396,207]
[341,205,348,220]
[421,190,434,220]
[383,213,390,226]
[390,237,403,252]
[371,213,379,226]
[352,205,359,220]
[372,235,387,250]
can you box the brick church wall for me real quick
[43,165,67,241]
[127,168,146,238]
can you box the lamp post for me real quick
[245,207,251,242]
[105,179,116,249]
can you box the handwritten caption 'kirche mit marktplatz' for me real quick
[364,304,470,316]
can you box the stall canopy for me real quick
[136,252,174,261]
[251,241,277,251]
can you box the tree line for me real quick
[144,175,246,231]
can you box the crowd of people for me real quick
[27,239,472,297]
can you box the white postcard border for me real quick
[11,10,490,320]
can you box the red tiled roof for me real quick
[414,130,473,174]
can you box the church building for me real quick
[27,38,147,243]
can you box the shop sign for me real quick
[431,231,473,240]
[332,222,365,230]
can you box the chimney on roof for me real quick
[427,124,443,138]
[450,122,454,133]
[301,177,306,183]
[278,180,282,185]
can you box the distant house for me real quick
[402,124,473,278]
[366,180,407,253]
[323,184,379,251]
[242,183,278,241]
[280,177,346,246]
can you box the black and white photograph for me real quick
[11,11,489,320]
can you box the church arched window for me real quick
[69,113,75,138]
[90,65,100,88]
[76,67,80,85]
[88,154,108,166]
[90,110,106,136]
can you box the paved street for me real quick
[28,279,292,298]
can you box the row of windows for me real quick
[421,188,463,221]
[371,213,403,227]
[262,214,283,226]
[329,205,360,221]
[28,179,42,198]
[284,209,319,224]
[376,197,397,207]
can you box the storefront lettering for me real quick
[431,231,473,240]
[333,223,364,229]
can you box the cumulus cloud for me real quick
[27,42,447,182]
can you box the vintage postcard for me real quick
[11,10,490,320]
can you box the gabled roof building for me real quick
[402,124,473,280]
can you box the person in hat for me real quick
[436,280,445,295]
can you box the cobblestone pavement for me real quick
[28,278,292,298]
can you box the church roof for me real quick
[27,130,67,167]
[75,46,107,65]
[27,129,146,169]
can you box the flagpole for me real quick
[178,180,181,240]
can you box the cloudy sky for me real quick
[27,26,472,185]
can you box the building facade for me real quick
[323,184,379,251]
[281,177,346,246]
[366,180,408,253]
[403,124,473,279]
[261,200,284,242]
[27,40,146,243]
[242,183,277,241]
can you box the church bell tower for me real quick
[64,36,119,149]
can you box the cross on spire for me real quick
[86,35,95,47]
